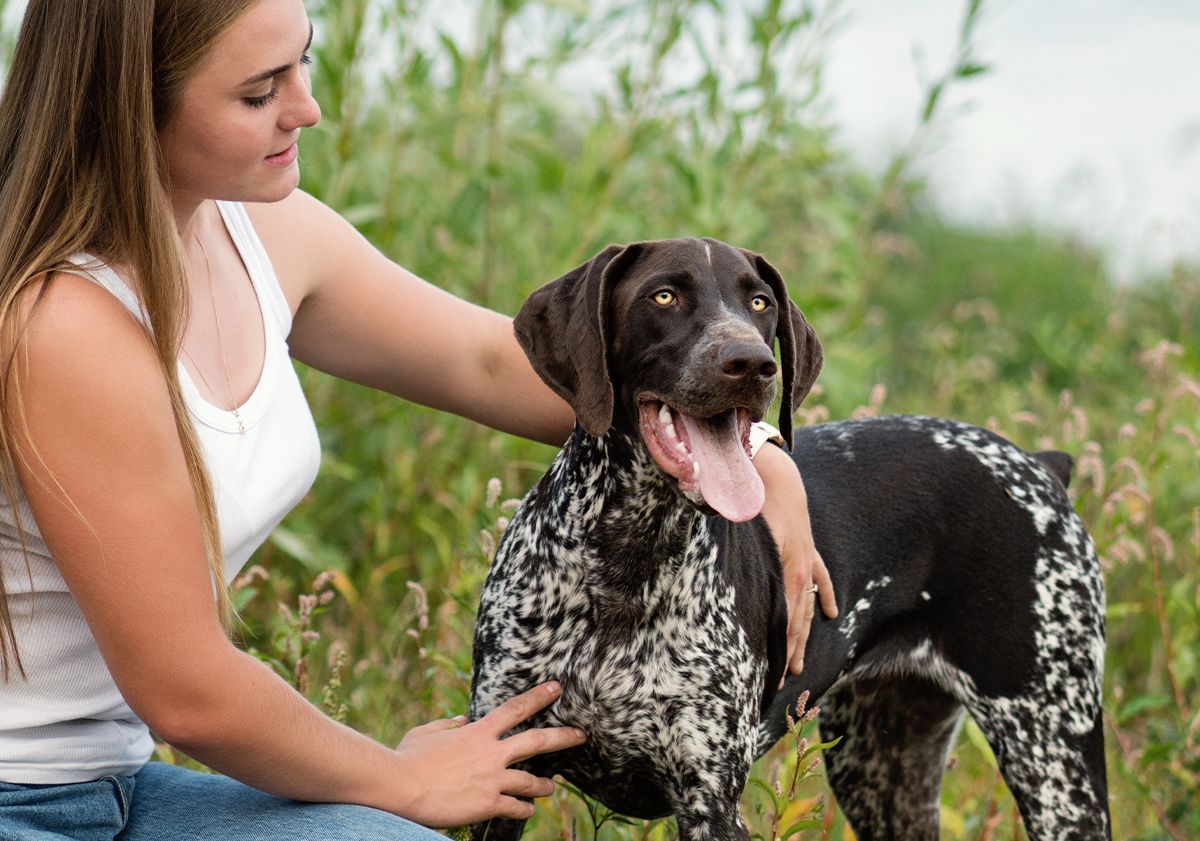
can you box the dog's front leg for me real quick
[674,799,751,841]
[468,815,528,841]
[668,748,756,841]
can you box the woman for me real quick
[0,0,837,838]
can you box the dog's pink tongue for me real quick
[677,412,764,523]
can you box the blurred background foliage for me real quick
[254,0,1197,837]
[3,0,1188,835]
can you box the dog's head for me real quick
[515,238,822,522]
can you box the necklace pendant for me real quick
[234,409,245,435]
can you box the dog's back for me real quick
[767,415,1098,711]
[760,416,1108,840]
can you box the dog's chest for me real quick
[471,476,767,807]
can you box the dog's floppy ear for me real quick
[740,250,823,449]
[514,244,642,437]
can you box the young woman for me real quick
[0,1,837,838]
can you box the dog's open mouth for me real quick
[637,400,763,522]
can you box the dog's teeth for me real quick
[666,423,677,440]
[692,461,701,479]
[676,442,688,454]
[658,403,672,426]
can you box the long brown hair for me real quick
[0,0,259,680]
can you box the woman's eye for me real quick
[653,290,676,306]
[750,295,770,313]
[244,88,279,109]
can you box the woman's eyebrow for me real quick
[239,20,314,87]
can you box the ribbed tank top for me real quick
[0,202,322,783]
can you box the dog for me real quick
[469,239,1111,840]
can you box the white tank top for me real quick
[0,202,322,783]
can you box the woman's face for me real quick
[158,0,322,209]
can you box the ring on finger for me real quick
[808,584,819,595]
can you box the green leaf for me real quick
[921,82,944,123]
[747,777,783,814]
[956,63,990,78]
[269,526,348,573]
[782,819,823,838]
[1117,694,1172,724]
[803,735,842,756]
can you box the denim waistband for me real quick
[0,773,134,840]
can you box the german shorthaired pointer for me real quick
[469,239,1110,840]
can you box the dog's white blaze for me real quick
[704,240,713,266]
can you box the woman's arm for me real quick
[9,273,583,827]
[753,443,839,674]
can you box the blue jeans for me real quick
[0,762,445,840]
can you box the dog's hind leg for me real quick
[955,513,1110,839]
[818,675,963,841]
[965,696,1110,840]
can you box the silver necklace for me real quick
[183,233,246,434]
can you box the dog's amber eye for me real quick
[750,295,770,313]
[653,290,676,306]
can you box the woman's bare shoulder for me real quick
[8,272,167,425]
[243,190,367,308]
[9,271,150,354]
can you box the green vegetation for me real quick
[104,0,1200,837]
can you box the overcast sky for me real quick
[822,0,1199,282]
[4,1,1188,281]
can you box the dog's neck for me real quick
[543,423,710,603]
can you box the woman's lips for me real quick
[266,143,298,166]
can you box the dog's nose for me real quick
[718,341,778,382]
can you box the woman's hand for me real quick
[754,443,838,674]
[392,682,586,828]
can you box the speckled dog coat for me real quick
[469,240,1111,840]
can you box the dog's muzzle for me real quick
[637,400,763,522]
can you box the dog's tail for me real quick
[1033,450,1074,489]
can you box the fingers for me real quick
[501,769,555,799]
[488,768,566,820]
[427,715,468,732]
[398,715,467,745]
[503,723,587,764]
[479,681,563,737]
[813,553,838,618]
[492,795,538,821]
[783,573,805,676]
[787,576,817,675]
